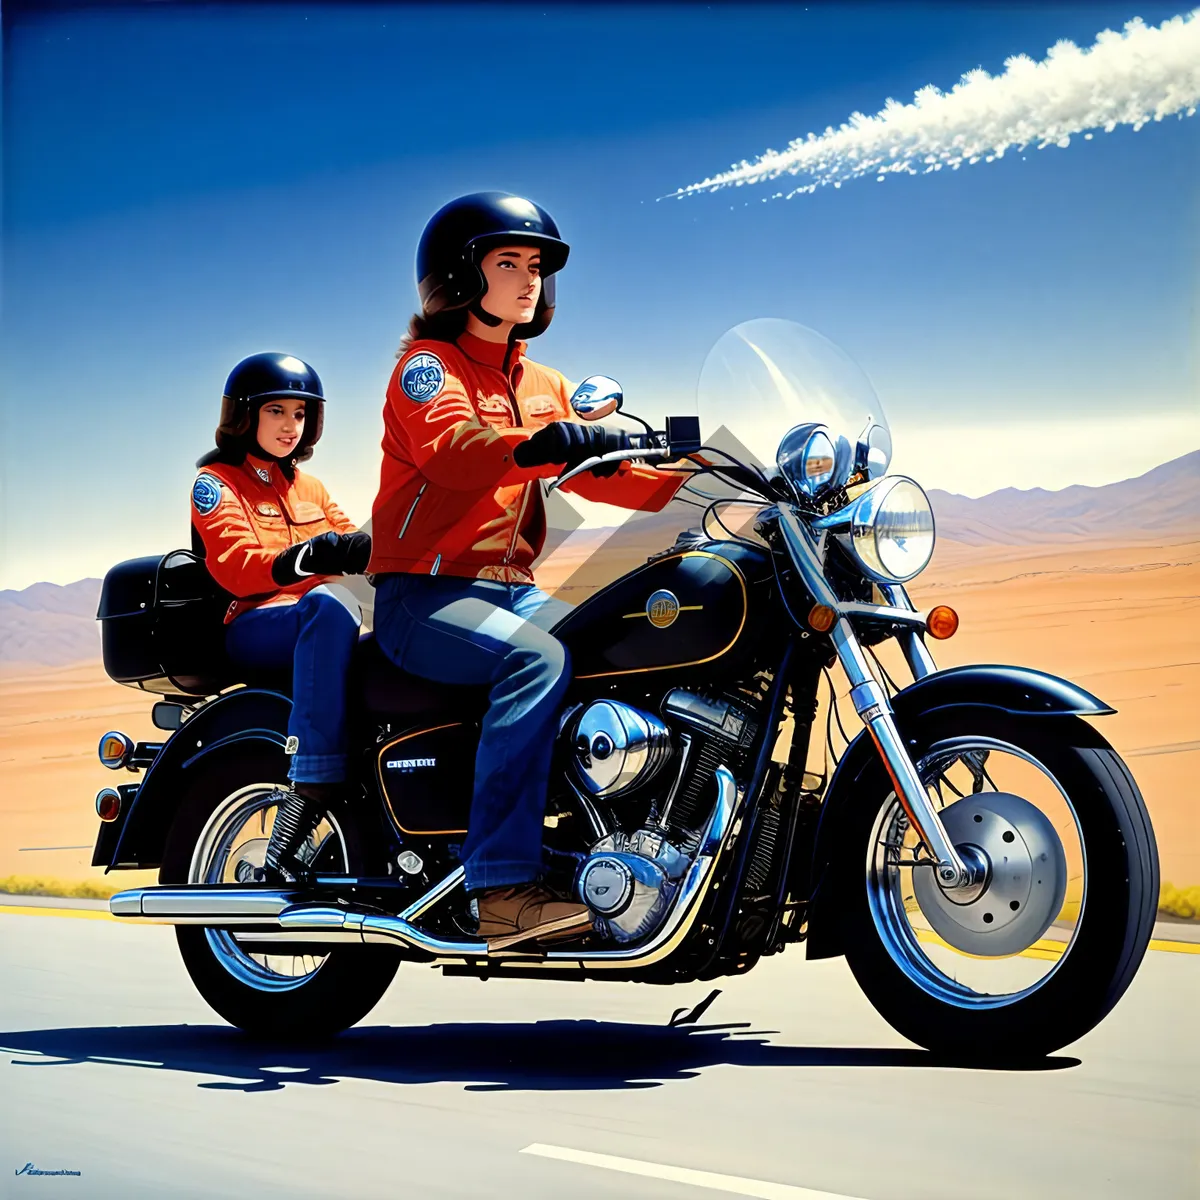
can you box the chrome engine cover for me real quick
[577,828,689,943]
[572,700,672,799]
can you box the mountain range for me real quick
[1,450,1195,666]
[927,448,1199,547]
[0,579,104,666]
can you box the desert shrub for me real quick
[0,875,122,900]
[1159,882,1200,920]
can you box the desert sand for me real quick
[1,534,1196,892]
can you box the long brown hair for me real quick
[396,309,470,357]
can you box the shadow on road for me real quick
[0,1020,1079,1092]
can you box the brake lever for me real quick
[546,446,668,494]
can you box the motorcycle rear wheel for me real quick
[160,747,400,1040]
[838,710,1158,1060]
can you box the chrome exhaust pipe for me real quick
[109,887,301,923]
[110,766,738,967]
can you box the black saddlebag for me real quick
[97,550,236,697]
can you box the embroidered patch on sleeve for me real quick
[191,473,223,516]
[400,352,446,403]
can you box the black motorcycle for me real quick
[91,319,1158,1057]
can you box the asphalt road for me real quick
[0,909,1196,1200]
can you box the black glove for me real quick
[339,531,372,574]
[271,531,372,586]
[512,422,632,476]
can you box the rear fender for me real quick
[803,664,1111,961]
[99,688,291,870]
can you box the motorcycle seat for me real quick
[352,633,491,718]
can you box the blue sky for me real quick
[2,2,1196,587]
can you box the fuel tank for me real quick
[553,540,775,682]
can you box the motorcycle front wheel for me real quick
[160,746,400,1040]
[837,709,1158,1059]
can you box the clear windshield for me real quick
[694,318,889,475]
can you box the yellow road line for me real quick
[1148,937,1200,955]
[2,906,1197,954]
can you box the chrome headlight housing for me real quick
[817,475,935,583]
[777,424,839,499]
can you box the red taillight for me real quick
[96,788,122,822]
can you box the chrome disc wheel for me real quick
[866,737,1086,1008]
[188,782,347,992]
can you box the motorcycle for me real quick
[91,319,1158,1057]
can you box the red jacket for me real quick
[190,455,358,623]
[368,331,686,583]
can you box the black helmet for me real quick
[198,353,326,471]
[416,192,569,338]
[224,352,325,408]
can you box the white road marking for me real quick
[520,1144,869,1199]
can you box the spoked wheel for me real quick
[160,748,400,1039]
[838,710,1158,1059]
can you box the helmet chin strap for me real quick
[468,298,504,328]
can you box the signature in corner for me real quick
[15,1162,82,1177]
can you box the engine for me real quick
[566,687,762,944]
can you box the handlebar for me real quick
[545,415,702,494]
[546,445,670,494]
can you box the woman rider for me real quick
[190,353,372,880]
[368,193,689,950]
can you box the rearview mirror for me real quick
[569,376,623,421]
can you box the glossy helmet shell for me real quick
[416,192,570,338]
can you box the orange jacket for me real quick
[190,455,358,623]
[368,331,686,583]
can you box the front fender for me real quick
[100,688,291,870]
[890,663,1113,720]
[803,664,1111,960]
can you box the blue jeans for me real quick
[225,587,361,784]
[373,573,574,894]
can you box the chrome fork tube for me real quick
[879,582,938,681]
[829,619,968,885]
[777,504,969,888]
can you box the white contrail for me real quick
[667,10,1200,200]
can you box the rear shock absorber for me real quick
[263,790,323,879]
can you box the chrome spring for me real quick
[264,790,323,874]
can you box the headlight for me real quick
[777,424,838,498]
[816,475,935,582]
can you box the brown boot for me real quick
[476,884,593,952]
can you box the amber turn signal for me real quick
[98,730,133,769]
[96,788,122,822]
[808,604,837,633]
[927,605,960,640]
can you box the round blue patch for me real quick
[400,352,446,403]
[191,473,223,516]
